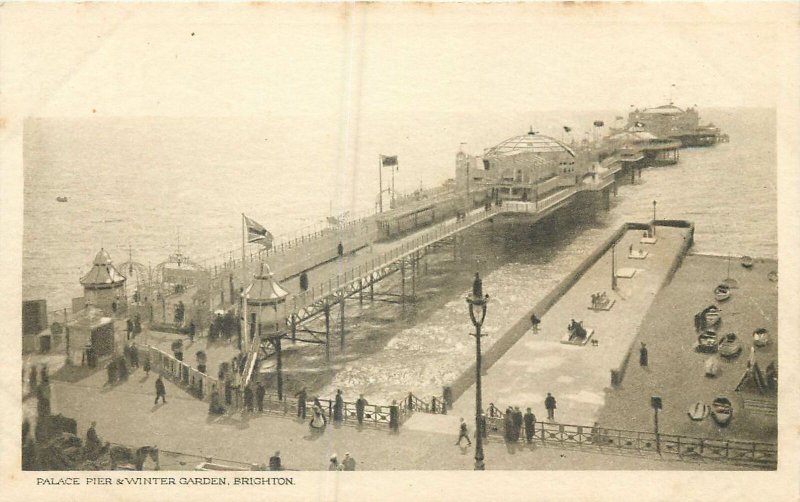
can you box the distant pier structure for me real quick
[79,248,127,315]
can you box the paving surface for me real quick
[45,366,752,471]
[451,227,690,426]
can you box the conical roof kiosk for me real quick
[241,262,289,399]
[79,248,127,316]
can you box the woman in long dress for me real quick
[310,402,327,430]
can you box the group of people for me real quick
[328,452,357,471]
[295,388,375,430]
[567,319,587,339]
[459,393,559,446]
[590,292,610,309]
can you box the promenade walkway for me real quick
[450,226,691,426]
[45,368,750,471]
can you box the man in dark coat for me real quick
[512,406,523,442]
[333,389,344,423]
[545,393,557,420]
[503,407,514,443]
[243,385,254,412]
[126,318,134,340]
[269,451,282,471]
[355,394,368,425]
[295,387,307,419]
[255,382,266,412]
[472,272,483,299]
[524,408,536,443]
[639,342,649,367]
[155,376,167,404]
[456,418,471,446]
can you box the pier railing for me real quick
[482,418,776,468]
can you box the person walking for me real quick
[545,393,556,421]
[355,394,368,426]
[456,418,472,446]
[143,356,151,376]
[295,387,307,419]
[342,452,356,471]
[503,407,514,444]
[154,376,167,404]
[333,389,344,424]
[255,382,265,412]
[524,408,536,443]
[328,455,339,471]
[512,406,523,442]
[269,451,282,471]
[639,342,649,367]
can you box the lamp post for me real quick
[243,262,289,399]
[466,272,489,470]
[652,200,657,237]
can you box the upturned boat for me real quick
[697,331,718,353]
[753,328,769,347]
[711,397,733,426]
[741,255,754,268]
[714,284,730,302]
[718,333,742,358]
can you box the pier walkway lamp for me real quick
[244,262,290,400]
[466,272,490,470]
[652,200,657,237]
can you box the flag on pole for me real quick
[243,214,273,248]
[634,121,645,128]
[380,155,398,169]
[593,120,605,127]
[563,126,572,133]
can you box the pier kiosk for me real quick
[80,248,127,316]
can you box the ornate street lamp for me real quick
[243,262,289,399]
[466,272,490,470]
[652,200,657,237]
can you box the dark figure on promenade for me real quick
[478,413,488,439]
[106,359,118,385]
[28,366,37,394]
[209,386,225,415]
[255,382,265,412]
[130,343,139,368]
[117,357,129,381]
[524,408,536,443]
[472,272,483,299]
[639,342,649,367]
[355,394,368,425]
[503,408,514,443]
[134,315,142,334]
[342,452,356,471]
[545,393,557,421]
[143,356,151,376]
[295,388,307,419]
[333,389,344,423]
[456,418,472,446]
[22,419,36,471]
[299,272,309,292]
[328,455,339,471]
[188,321,196,343]
[40,364,49,384]
[224,379,232,405]
[126,318,134,340]
[155,376,167,404]
[243,385,254,412]
[488,402,499,418]
[85,421,102,458]
[269,451,282,471]
[337,242,344,257]
[389,400,399,433]
[530,313,540,332]
[112,300,118,313]
[512,406,523,442]
[36,382,51,417]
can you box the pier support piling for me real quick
[324,303,331,361]
[339,296,346,353]
[290,315,296,344]
[401,259,406,307]
[411,254,417,299]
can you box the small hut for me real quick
[80,249,127,315]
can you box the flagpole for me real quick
[378,155,383,213]
[391,163,396,209]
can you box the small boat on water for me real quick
[741,255,754,268]
[714,284,730,302]
[56,196,68,202]
[688,402,709,421]
[697,331,718,353]
[718,333,742,358]
[753,328,769,347]
[711,397,733,426]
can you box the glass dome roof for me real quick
[484,131,575,158]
